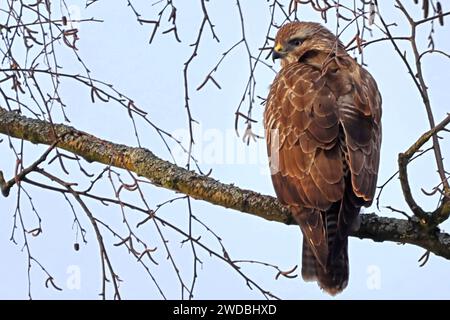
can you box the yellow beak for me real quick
[272,43,285,61]
[274,43,283,52]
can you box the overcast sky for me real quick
[1,0,450,299]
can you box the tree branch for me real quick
[398,113,450,227]
[1,106,450,260]
[394,0,449,192]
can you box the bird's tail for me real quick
[301,239,349,295]
[300,206,349,295]
[318,241,349,295]
[301,238,318,281]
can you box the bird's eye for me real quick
[288,38,302,46]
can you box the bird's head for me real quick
[272,21,344,67]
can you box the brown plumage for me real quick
[264,21,382,295]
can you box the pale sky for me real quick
[1,1,450,299]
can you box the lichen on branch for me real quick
[1,106,450,260]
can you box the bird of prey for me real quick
[264,21,382,295]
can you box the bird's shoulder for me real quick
[271,62,322,91]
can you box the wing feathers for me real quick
[265,53,381,294]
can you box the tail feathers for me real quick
[330,184,360,262]
[301,205,349,295]
[301,239,318,281]
[301,239,349,295]
[316,241,349,295]
[320,195,351,295]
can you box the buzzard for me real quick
[264,21,382,295]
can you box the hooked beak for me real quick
[272,43,285,61]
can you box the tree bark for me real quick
[1,106,450,260]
